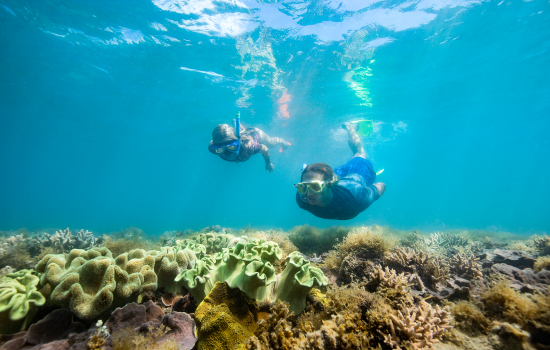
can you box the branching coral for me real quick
[425,232,469,250]
[384,247,450,290]
[245,300,370,350]
[449,253,483,280]
[31,228,101,253]
[380,300,452,350]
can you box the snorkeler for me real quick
[295,122,386,220]
[208,113,291,172]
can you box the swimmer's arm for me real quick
[259,144,274,172]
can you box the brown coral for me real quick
[380,300,452,350]
[449,253,483,280]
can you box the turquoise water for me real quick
[0,0,549,235]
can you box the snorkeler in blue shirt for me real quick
[295,122,386,220]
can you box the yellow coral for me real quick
[195,282,258,350]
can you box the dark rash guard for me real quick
[296,157,381,220]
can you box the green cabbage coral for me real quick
[0,269,46,334]
[175,232,238,256]
[176,238,328,314]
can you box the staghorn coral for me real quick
[449,253,483,280]
[0,269,46,334]
[31,228,101,253]
[424,232,469,252]
[385,247,450,290]
[245,300,370,350]
[176,238,328,315]
[380,299,452,350]
[366,265,416,308]
[195,281,258,350]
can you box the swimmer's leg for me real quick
[342,122,367,159]
[257,129,290,149]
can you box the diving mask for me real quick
[212,140,240,154]
[294,181,327,195]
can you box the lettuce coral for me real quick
[0,269,46,334]
[176,238,328,315]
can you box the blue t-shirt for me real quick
[296,157,381,220]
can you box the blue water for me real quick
[1,0,549,235]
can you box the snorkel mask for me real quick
[211,112,241,160]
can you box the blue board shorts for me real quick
[334,157,376,185]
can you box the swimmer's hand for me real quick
[265,163,275,172]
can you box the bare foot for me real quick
[374,182,386,196]
[341,122,358,131]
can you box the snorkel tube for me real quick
[222,112,241,161]
[235,111,241,140]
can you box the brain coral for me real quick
[0,269,46,334]
[176,238,328,314]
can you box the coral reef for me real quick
[425,232,470,250]
[534,256,550,272]
[178,232,239,255]
[195,281,258,350]
[447,300,491,334]
[533,235,550,256]
[335,225,397,260]
[380,300,452,350]
[0,269,46,334]
[0,309,85,349]
[1,225,549,350]
[288,225,351,256]
[177,238,328,315]
[449,253,483,280]
[31,228,101,253]
[0,236,33,271]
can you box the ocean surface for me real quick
[0,0,549,235]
